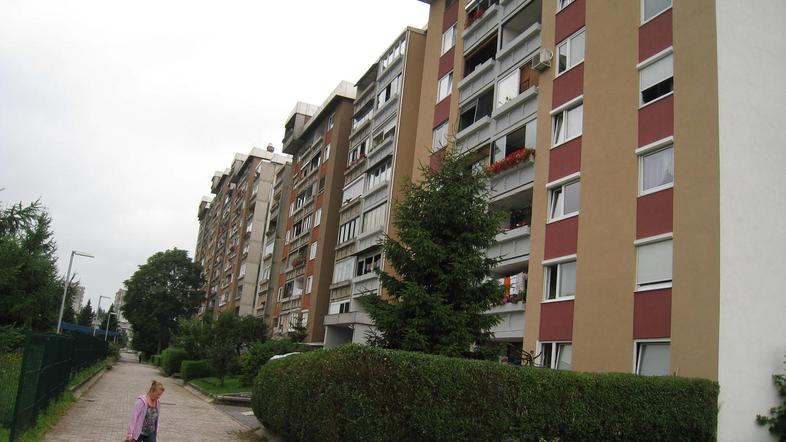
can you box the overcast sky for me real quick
[0,0,429,311]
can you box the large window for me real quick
[381,38,406,71]
[378,75,401,108]
[544,259,576,300]
[500,0,541,48]
[496,64,536,108]
[372,122,396,149]
[642,0,671,23]
[639,145,673,194]
[441,25,456,55]
[459,88,494,131]
[333,258,355,283]
[329,300,351,315]
[437,72,453,102]
[362,203,388,233]
[367,158,392,189]
[342,177,364,204]
[294,186,313,210]
[356,252,382,277]
[556,29,585,74]
[493,119,536,162]
[639,52,673,105]
[548,179,580,221]
[635,341,670,375]
[338,218,358,244]
[552,102,583,145]
[348,139,368,165]
[309,241,317,260]
[433,122,449,151]
[541,342,572,370]
[636,238,672,290]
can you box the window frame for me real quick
[551,99,583,147]
[638,141,674,196]
[634,339,671,375]
[556,0,574,12]
[432,121,449,151]
[555,28,585,76]
[634,235,673,291]
[441,24,456,55]
[641,0,672,25]
[547,177,581,222]
[543,256,577,301]
[539,341,573,370]
[437,72,453,102]
[638,48,674,107]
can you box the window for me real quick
[319,176,325,193]
[381,39,406,71]
[552,103,583,145]
[295,187,313,210]
[557,0,574,10]
[500,1,540,48]
[433,122,449,151]
[378,75,401,108]
[635,341,670,375]
[324,144,330,161]
[496,64,536,108]
[352,104,373,130]
[338,218,358,244]
[548,180,580,220]
[309,242,318,260]
[556,29,585,74]
[348,139,368,165]
[640,145,673,194]
[343,177,365,204]
[366,158,392,189]
[642,0,671,23]
[356,253,382,277]
[305,275,313,293]
[441,25,456,55]
[282,278,304,299]
[329,300,351,315]
[372,122,396,149]
[540,342,572,370]
[639,52,673,105]
[636,238,672,290]
[459,88,494,131]
[437,72,453,102]
[362,203,387,233]
[544,259,576,300]
[493,119,536,162]
[314,208,322,227]
[309,152,321,171]
[327,114,334,130]
[333,258,355,283]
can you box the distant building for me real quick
[71,284,85,313]
[114,288,127,322]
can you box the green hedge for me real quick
[240,339,306,387]
[181,359,213,382]
[160,347,188,376]
[252,345,719,442]
[151,355,161,366]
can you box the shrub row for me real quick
[240,339,305,387]
[160,347,188,376]
[151,354,161,366]
[181,360,213,381]
[252,345,719,442]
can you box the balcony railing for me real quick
[464,4,499,55]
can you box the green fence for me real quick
[6,332,107,441]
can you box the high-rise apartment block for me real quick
[195,147,291,318]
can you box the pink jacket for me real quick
[127,394,160,440]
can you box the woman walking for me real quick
[127,380,165,441]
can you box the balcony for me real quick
[488,225,531,273]
[324,310,372,327]
[492,86,539,135]
[488,302,525,340]
[497,22,542,74]
[489,156,535,202]
[363,180,389,210]
[464,4,500,55]
[459,59,497,108]
[367,136,394,166]
[456,116,493,156]
[355,226,384,254]
[373,93,399,130]
[352,272,379,296]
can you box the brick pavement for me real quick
[43,352,247,442]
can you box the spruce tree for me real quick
[359,149,505,358]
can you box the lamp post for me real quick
[94,295,110,336]
[104,312,117,341]
[57,250,94,334]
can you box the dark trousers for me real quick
[137,432,156,442]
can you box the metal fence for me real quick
[7,331,107,441]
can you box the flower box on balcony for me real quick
[485,148,536,176]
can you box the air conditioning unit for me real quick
[532,48,553,72]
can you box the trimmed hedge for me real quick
[252,345,719,442]
[160,347,188,376]
[240,339,306,386]
[151,355,161,366]
[181,359,213,382]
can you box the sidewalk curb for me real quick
[182,381,215,403]
[69,366,107,399]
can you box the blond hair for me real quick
[148,380,165,395]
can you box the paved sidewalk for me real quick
[43,352,248,442]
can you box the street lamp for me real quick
[57,250,94,334]
[104,312,117,341]
[94,295,111,336]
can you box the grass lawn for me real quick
[190,376,250,395]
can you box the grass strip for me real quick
[190,376,250,395]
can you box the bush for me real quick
[240,339,306,387]
[151,354,161,366]
[0,326,26,353]
[160,347,188,376]
[181,359,213,382]
[0,351,22,426]
[107,342,120,359]
[253,345,719,442]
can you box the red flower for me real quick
[484,147,536,176]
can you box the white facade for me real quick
[716,1,786,440]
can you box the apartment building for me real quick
[195,146,291,318]
[322,28,428,348]
[273,83,356,344]
[417,0,786,439]
[253,160,293,329]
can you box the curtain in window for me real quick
[638,343,670,375]
[557,344,572,370]
[642,147,674,190]
[559,261,576,297]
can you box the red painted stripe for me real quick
[555,0,585,44]
[638,94,673,146]
[439,48,455,77]
[636,188,673,239]
[552,63,584,109]
[639,9,672,62]
[443,0,459,32]
[544,216,579,260]
[433,97,451,127]
[548,137,582,182]
[633,288,671,339]
[539,300,574,341]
